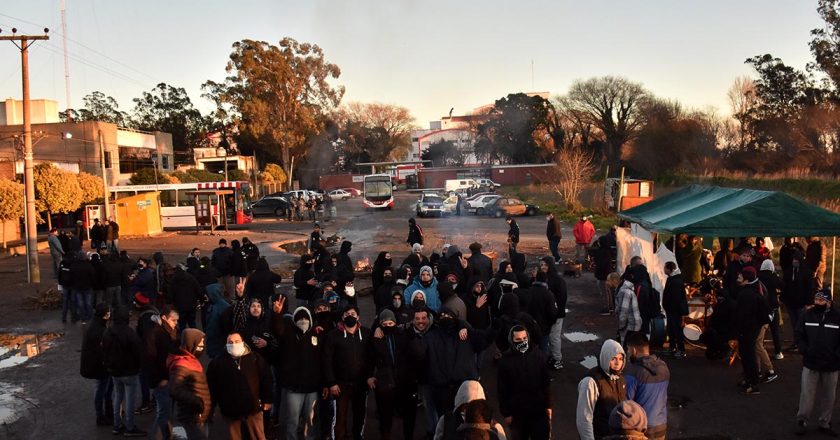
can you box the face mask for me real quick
[412,299,426,310]
[343,315,358,328]
[194,347,205,358]
[814,304,828,313]
[296,318,311,333]
[452,283,458,290]
[315,311,331,322]
[384,275,393,282]
[226,342,246,358]
[382,325,395,334]
[514,340,529,354]
[345,286,356,297]
[439,317,455,330]
[393,299,402,309]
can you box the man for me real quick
[806,236,826,291]
[48,228,65,279]
[527,272,560,354]
[168,329,212,440]
[90,219,105,250]
[407,308,439,438]
[402,243,429,278]
[623,333,669,440]
[782,250,812,341]
[207,332,273,440]
[779,237,805,277]
[725,249,753,296]
[467,242,493,284]
[80,303,112,427]
[271,297,322,440]
[593,228,618,315]
[433,380,506,440]
[616,274,642,345]
[497,325,552,440]
[323,305,373,440]
[144,306,180,439]
[170,265,202,330]
[795,289,840,436]
[212,238,235,298]
[105,217,120,253]
[506,216,520,253]
[131,258,157,307]
[371,310,418,440]
[573,215,596,263]
[102,308,146,437]
[308,224,324,251]
[662,261,688,358]
[407,217,424,247]
[576,340,627,440]
[734,266,771,394]
[70,251,96,323]
[546,212,562,262]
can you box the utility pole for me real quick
[1,28,50,283]
[60,0,72,121]
[98,130,111,219]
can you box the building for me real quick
[0,99,174,186]
[192,146,256,178]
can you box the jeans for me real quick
[334,384,367,440]
[61,286,77,322]
[280,389,318,440]
[104,286,122,310]
[738,330,760,386]
[666,313,685,352]
[769,308,783,354]
[74,288,94,321]
[94,377,113,419]
[548,238,561,261]
[112,375,139,430]
[549,318,564,363]
[797,367,839,428]
[139,372,151,407]
[597,280,614,311]
[418,384,438,436]
[152,384,172,439]
[574,244,588,263]
[51,251,63,278]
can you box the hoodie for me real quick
[433,381,507,440]
[497,327,552,417]
[577,340,627,440]
[624,355,669,439]
[336,240,353,272]
[206,342,273,418]
[204,283,230,359]
[271,306,323,392]
[758,259,781,310]
[167,329,212,423]
[405,266,442,312]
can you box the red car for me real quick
[340,187,362,198]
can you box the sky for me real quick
[0,0,825,127]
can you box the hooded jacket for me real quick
[167,329,212,424]
[593,231,617,281]
[546,216,562,241]
[371,324,416,391]
[795,304,840,372]
[497,328,552,417]
[414,318,492,389]
[102,309,143,377]
[336,240,354,273]
[440,282,468,320]
[624,355,669,439]
[527,279,560,334]
[577,340,627,440]
[495,293,541,352]
[294,255,318,302]
[372,252,393,290]
[246,258,283,305]
[271,307,323,392]
[616,280,642,336]
[467,247,493,285]
[143,320,179,386]
[433,381,507,440]
[241,300,278,363]
[463,280,492,330]
[170,268,202,317]
[80,307,109,379]
[734,280,771,335]
[203,283,230,359]
[573,219,596,245]
[662,270,688,317]
[407,220,424,246]
[206,344,273,418]
[211,245,234,276]
[758,260,781,310]
[322,322,373,387]
[405,266,442,312]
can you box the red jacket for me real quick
[573,220,595,245]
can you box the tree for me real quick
[810,0,840,92]
[63,91,129,125]
[564,76,649,168]
[132,83,210,152]
[0,178,23,247]
[262,163,288,184]
[169,169,222,183]
[421,140,464,167]
[553,146,595,212]
[727,77,757,151]
[129,168,173,185]
[209,38,344,181]
[34,164,82,229]
[337,102,415,161]
[77,172,104,204]
[474,93,554,164]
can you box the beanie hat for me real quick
[378,309,397,325]
[741,266,757,282]
[815,288,833,303]
[608,400,648,434]
[760,259,775,272]
[412,243,423,253]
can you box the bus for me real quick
[362,174,394,209]
[109,181,253,228]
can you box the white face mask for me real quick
[226,342,246,358]
[296,318,311,333]
[345,286,356,297]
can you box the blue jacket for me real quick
[404,275,441,312]
[204,283,230,358]
[625,354,670,438]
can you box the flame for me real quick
[355,257,371,272]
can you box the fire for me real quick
[355,257,371,272]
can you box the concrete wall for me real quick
[0,99,60,125]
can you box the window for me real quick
[161,155,170,170]
[104,151,113,169]
[160,190,177,207]
[178,190,194,207]
[118,147,154,174]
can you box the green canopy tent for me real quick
[617,184,840,292]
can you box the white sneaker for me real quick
[775,352,785,360]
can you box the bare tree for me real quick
[337,102,417,161]
[554,146,595,212]
[564,76,649,168]
[727,76,757,150]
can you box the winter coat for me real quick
[497,343,551,417]
[242,242,260,272]
[100,256,124,288]
[758,263,781,310]
[573,220,595,245]
[167,350,212,423]
[462,288,492,330]
[207,347,273,418]
[79,315,109,379]
[271,307,323,393]
[662,272,688,317]
[806,240,827,275]
[245,259,282,306]
[546,217,562,241]
[495,293,542,352]
[415,323,492,388]
[527,282,559,334]
[322,325,374,386]
[795,306,840,372]
[407,223,424,246]
[102,313,143,377]
[131,267,156,301]
[143,322,179,386]
[204,284,230,359]
[404,267,442,312]
[241,311,278,364]
[781,264,813,309]
[734,281,771,335]
[371,326,416,391]
[593,233,616,281]
[170,269,202,316]
[508,220,520,244]
[70,259,96,290]
[677,240,703,284]
[211,246,234,276]
[467,251,493,285]
[624,355,670,439]
[294,257,318,302]
[576,340,627,440]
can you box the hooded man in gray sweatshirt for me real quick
[577,340,628,440]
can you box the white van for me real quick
[444,179,478,193]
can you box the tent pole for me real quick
[832,236,836,299]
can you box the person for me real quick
[724,249,753,296]
[576,340,628,440]
[506,217,520,253]
[245,257,283,308]
[370,309,418,440]
[753,237,772,267]
[242,237,261,273]
[372,251,393,294]
[168,329,211,440]
[102,308,146,437]
[80,303,113,427]
[90,219,105,251]
[70,251,96,323]
[100,249,125,310]
[433,380,506,440]
[781,250,811,343]
[734,266,771,394]
[375,267,398,313]
[616,274,642,345]
[207,332,273,440]
[323,305,373,440]
[779,237,805,277]
[295,254,320,307]
[527,272,560,353]
[497,325,552,440]
[603,401,649,440]
[131,257,157,307]
[623,333,669,440]
[212,239,236,298]
[795,289,840,436]
[144,306,179,439]
[594,228,618,315]
[170,265,201,330]
[271,297,322,440]
[678,236,703,285]
[405,265,442,312]
[403,244,430,279]
[806,236,827,291]
[407,217,424,247]
[467,242,493,285]
[231,239,249,283]
[105,218,120,253]
[545,212,562,262]
[458,399,506,440]
[204,284,231,359]
[464,280,492,331]
[187,248,201,267]
[713,238,737,277]
[573,215,596,263]
[241,298,278,364]
[48,228,65,279]
[758,259,784,360]
[439,281,467,322]
[662,261,688,358]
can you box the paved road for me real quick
[0,192,826,440]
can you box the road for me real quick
[0,192,823,440]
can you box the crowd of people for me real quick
[72,211,837,440]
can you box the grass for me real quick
[500,185,617,231]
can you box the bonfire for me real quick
[355,257,372,273]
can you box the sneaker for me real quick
[112,426,125,436]
[743,385,761,395]
[134,404,154,415]
[775,352,785,360]
[552,361,564,370]
[123,427,147,437]
[599,308,611,316]
[819,426,839,437]
[673,350,686,359]
[796,420,807,436]
[762,372,779,384]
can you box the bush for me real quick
[77,172,105,204]
[35,164,83,228]
[129,168,173,185]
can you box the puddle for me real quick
[0,382,29,425]
[0,332,62,370]
[278,240,309,255]
[580,355,598,369]
[565,332,600,343]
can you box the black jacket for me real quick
[467,252,493,284]
[508,220,520,244]
[207,349,273,418]
[323,326,374,386]
[211,246,234,276]
[143,322,179,385]
[170,269,202,316]
[735,282,771,335]
[781,266,813,309]
[413,323,492,387]
[246,263,283,306]
[527,282,559,334]
[546,218,562,240]
[80,315,108,379]
[242,242,260,272]
[463,290,492,330]
[241,313,278,364]
[69,259,96,290]
[796,307,840,372]
[371,326,416,391]
[758,270,781,310]
[271,309,323,393]
[293,259,318,302]
[407,224,424,246]
[497,347,551,417]
[102,316,144,377]
[662,273,688,317]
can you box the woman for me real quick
[372,251,393,293]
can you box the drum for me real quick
[688,298,714,320]
[649,316,666,346]
[683,324,702,341]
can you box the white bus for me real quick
[109,181,253,228]
[362,174,394,209]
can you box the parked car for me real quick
[466,194,502,215]
[328,189,352,201]
[340,187,362,198]
[444,179,478,194]
[415,193,445,217]
[476,178,501,189]
[249,197,291,217]
[484,197,540,217]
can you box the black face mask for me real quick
[421,277,432,288]
[439,317,455,330]
[342,315,358,328]
[382,325,396,334]
[412,299,426,310]
[814,304,828,313]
